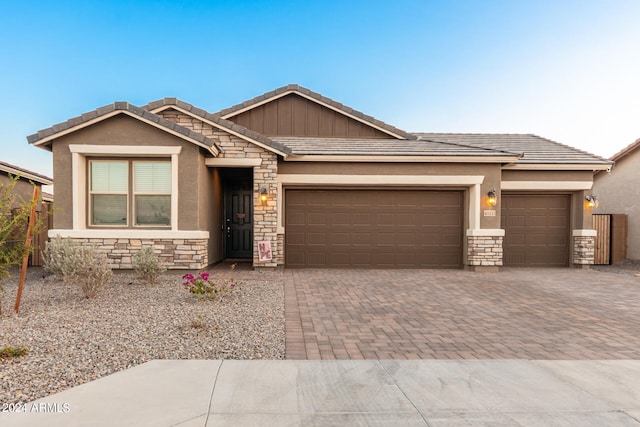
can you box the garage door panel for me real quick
[502,194,569,267]
[286,189,463,268]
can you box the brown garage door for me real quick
[285,189,463,268]
[501,194,570,267]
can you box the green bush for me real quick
[132,247,166,284]
[0,346,28,359]
[43,237,112,298]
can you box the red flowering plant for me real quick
[181,272,238,301]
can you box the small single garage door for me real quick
[501,194,570,267]
[285,189,463,268]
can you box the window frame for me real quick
[132,160,172,228]
[88,158,172,229]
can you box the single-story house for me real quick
[593,137,640,260]
[27,85,612,270]
[0,161,53,266]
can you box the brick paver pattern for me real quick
[284,268,640,360]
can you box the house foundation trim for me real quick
[48,229,209,239]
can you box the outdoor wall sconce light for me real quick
[487,189,497,207]
[585,194,598,209]
[259,186,268,206]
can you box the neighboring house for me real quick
[593,138,640,260]
[0,161,53,266]
[27,85,611,270]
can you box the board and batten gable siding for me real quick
[226,94,392,139]
[51,114,205,231]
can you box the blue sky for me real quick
[2,1,639,181]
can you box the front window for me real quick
[89,160,171,227]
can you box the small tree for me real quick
[0,175,40,283]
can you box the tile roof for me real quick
[272,137,519,158]
[415,133,612,165]
[143,98,292,155]
[609,137,640,163]
[0,161,53,185]
[27,102,218,151]
[215,84,417,140]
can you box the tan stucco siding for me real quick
[0,173,42,208]
[278,161,502,230]
[50,114,204,230]
[593,148,640,259]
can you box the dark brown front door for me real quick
[225,181,252,259]
[501,194,570,267]
[285,189,463,268]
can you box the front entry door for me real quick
[225,181,253,258]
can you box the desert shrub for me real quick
[68,245,112,298]
[132,247,166,284]
[42,235,78,277]
[43,237,112,297]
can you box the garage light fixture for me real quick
[585,194,598,209]
[259,186,268,206]
[487,189,497,207]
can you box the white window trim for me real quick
[69,145,181,231]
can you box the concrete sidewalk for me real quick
[1,360,639,426]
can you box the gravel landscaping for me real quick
[0,266,285,405]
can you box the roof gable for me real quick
[143,98,291,156]
[216,84,416,140]
[27,102,219,155]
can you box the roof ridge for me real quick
[213,84,417,140]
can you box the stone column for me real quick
[466,229,504,272]
[572,229,596,268]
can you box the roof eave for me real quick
[0,164,53,186]
[503,162,613,171]
[27,109,219,156]
[283,155,521,163]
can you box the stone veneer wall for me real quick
[573,235,595,265]
[159,109,280,268]
[67,238,208,270]
[467,236,503,267]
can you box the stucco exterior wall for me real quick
[50,115,204,230]
[593,147,640,259]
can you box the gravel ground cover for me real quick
[0,267,285,404]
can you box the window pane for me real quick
[92,195,127,225]
[135,195,170,225]
[134,162,171,193]
[91,161,128,192]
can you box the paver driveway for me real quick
[284,268,640,360]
